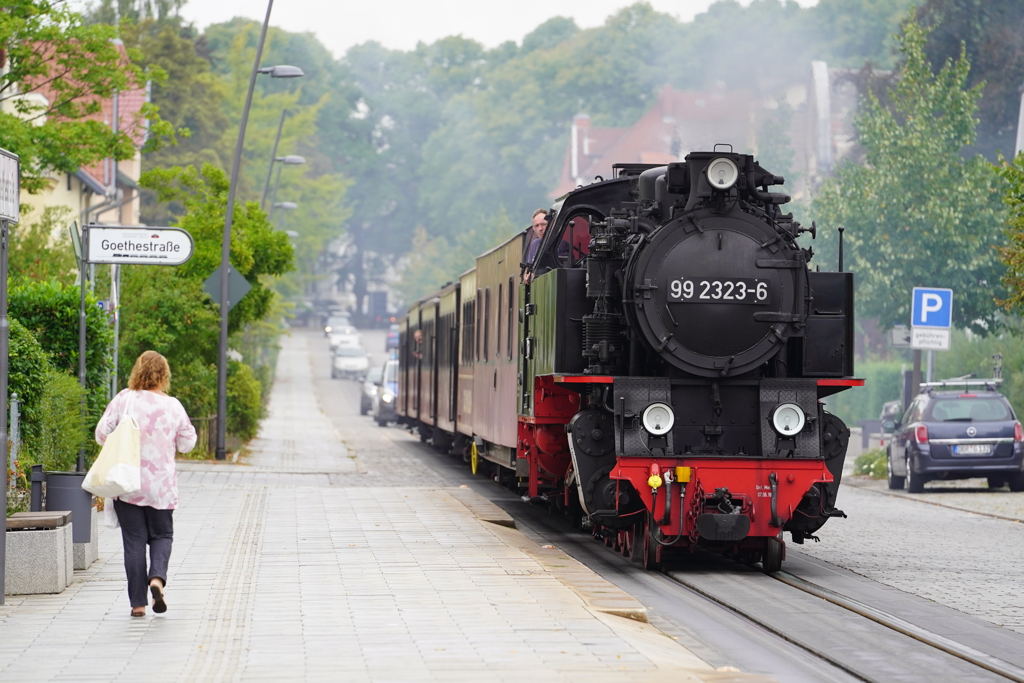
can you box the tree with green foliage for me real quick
[141,163,294,331]
[8,206,77,282]
[0,0,172,192]
[919,0,1024,161]
[123,163,294,434]
[813,18,1006,334]
[997,153,1024,312]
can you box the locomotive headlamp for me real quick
[771,403,806,436]
[706,157,739,190]
[382,393,395,404]
[642,403,675,436]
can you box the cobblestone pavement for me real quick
[793,475,1024,635]
[846,474,1024,522]
[0,332,758,683]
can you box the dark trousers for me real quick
[113,499,174,608]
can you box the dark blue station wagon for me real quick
[886,384,1024,493]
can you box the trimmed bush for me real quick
[854,448,887,479]
[227,360,263,442]
[9,279,112,428]
[7,318,51,451]
[30,369,86,473]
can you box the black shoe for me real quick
[150,582,167,614]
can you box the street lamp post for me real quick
[266,154,305,213]
[215,0,303,461]
[260,109,288,209]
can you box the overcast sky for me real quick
[173,0,819,57]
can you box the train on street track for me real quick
[396,148,862,572]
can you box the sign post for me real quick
[1,146,21,604]
[911,287,953,391]
[74,224,195,470]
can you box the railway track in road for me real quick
[669,566,1024,683]
[430,455,1024,683]
[316,356,1024,683]
[382,428,1024,683]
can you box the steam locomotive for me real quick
[397,148,861,572]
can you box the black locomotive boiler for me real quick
[398,148,861,572]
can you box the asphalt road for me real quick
[310,327,1024,682]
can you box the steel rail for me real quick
[772,571,1024,683]
[667,570,876,683]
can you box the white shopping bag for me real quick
[82,394,141,498]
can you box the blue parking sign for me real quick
[911,287,953,328]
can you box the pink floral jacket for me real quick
[95,389,197,510]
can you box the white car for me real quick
[328,326,361,349]
[332,345,369,379]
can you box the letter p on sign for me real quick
[912,288,953,328]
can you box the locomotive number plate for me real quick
[669,277,770,304]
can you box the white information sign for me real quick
[0,148,19,223]
[911,327,950,351]
[87,226,194,266]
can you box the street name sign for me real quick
[911,287,953,351]
[0,148,19,223]
[87,226,194,265]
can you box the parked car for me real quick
[328,325,360,349]
[360,367,384,415]
[885,381,1024,493]
[332,345,369,380]
[385,324,399,351]
[372,359,399,426]
[324,315,351,337]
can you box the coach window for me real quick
[506,276,514,357]
[484,287,491,362]
[476,288,482,361]
[496,283,503,359]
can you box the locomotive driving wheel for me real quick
[762,533,783,574]
[641,515,663,571]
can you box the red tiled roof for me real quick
[553,85,757,197]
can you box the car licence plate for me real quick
[953,444,991,456]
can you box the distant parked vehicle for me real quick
[385,324,399,351]
[885,380,1024,492]
[328,325,360,350]
[361,367,384,415]
[324,315,351,337]
[372,359,398,426]
[332,345,369,380]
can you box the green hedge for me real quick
[7,319,86,475]
[824,360,904,426]
[227,360,264,442]
[30,369,86,473]
[7,318,51,452]
[9,279,112,428]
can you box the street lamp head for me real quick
[258,65,304,78]
[275,155,306,165]
[273,202,299,210]
[285,230,300,238]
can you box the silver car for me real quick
[332,345,369,380]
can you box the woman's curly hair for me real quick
[128,351,171,392]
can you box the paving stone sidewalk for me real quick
[1,334,761,683]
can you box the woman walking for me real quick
[96,351,197,617]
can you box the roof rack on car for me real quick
[920,378,1002,393]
